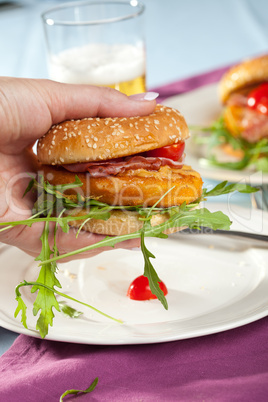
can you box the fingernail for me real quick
[129,92,159,101]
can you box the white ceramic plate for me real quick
[0,203,267,345]
[164,83,268,185]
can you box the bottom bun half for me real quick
[67,209,184,236]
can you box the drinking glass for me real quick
[41,0,146,95]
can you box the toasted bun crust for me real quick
[219,54,268,103]
[37,105,189,165]
[42,164,203,208]
[67,209,184,236]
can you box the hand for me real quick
[0,77,157,260]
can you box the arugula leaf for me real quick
[60,377,98,401]
[16,280,122,324]
[58,302,83,319]
[31,219,61,338]
[14,284,28,329]
[141,229,168,310]
[202,181,259,198]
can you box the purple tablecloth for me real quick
[1,319,268,401]
[1,67,268,401]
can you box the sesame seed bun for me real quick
[37,105,189,165]
[219,54,268,103]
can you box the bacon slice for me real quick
[62,155,184,177]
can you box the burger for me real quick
[36,104,203,235]
[215,54,268,169]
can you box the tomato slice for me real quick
[127,275,168,301]
[247,83,268,115]
[145,142,185,161]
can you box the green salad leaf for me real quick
[0,175,258,338]
[59,377,98,401]
[191,116,268,171]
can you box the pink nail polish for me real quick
[129,92,159,101]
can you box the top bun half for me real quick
[219,54,268,103]
[37,104,189,165]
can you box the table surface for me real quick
[1,0,268,355]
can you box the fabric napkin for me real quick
[1,318,268,401]
[1,68,268,402]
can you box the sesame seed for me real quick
[60,157,64,163]
[93,143,97,149]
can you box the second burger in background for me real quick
[195,54,268,172]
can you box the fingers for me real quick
[0,77,158,151]
[0,220,140,262]
[55,227,141,263]
[41,80,158,123]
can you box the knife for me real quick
[177,227,268,243]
